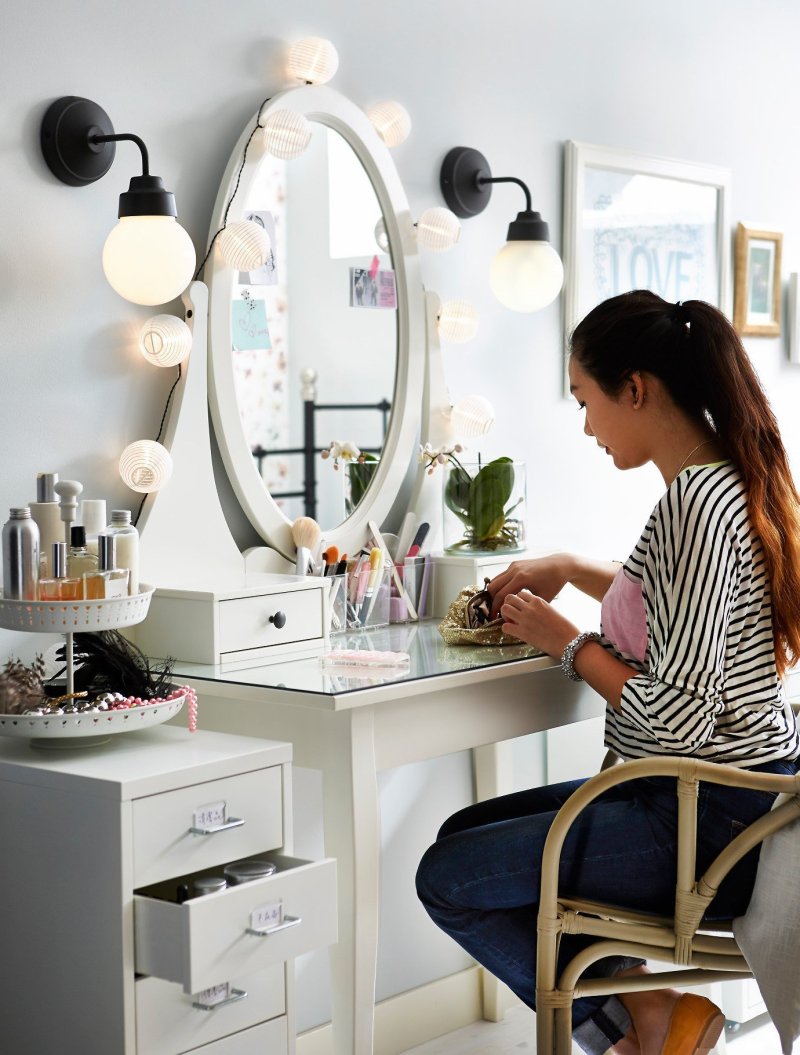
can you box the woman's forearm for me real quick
[562,554,621,602]
[571,640,635,710]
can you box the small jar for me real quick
[223,860,276,885]
[193,875,227,897]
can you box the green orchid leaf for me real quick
[444,464,473,518]
[468,458,515,538]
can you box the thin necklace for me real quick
[675,439,713,478]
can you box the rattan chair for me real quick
[535,754,800,1054]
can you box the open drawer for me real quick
[134,854,337,994]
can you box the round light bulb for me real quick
[489,241,564,312]
[262,109,313,159]
[451,395,495,439]
[119,440,174,493]
[102,216,196,306]
[287,36,339,84]
[374,217,390,252]
[138,315,192,367]
[365,101,411,148]
[437,299,480,343]
[218,219,272,270]
[416,207,460,252]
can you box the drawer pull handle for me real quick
[269,610,287,629]
[246,913,302,937]
[192,987,248,1012]
[188,816,245,836]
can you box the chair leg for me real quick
[536,995,556,1055]
[555,1003,574,1055]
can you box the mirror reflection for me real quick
[231,124,398,531]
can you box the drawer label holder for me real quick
[246,899,302,937]
[192,982,248,1012]
[189,800,245,836]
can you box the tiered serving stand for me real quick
[0,585,187,745]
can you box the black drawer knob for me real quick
[269,610,287,629]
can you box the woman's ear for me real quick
[629,371,645,409]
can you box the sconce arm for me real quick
[90,132,150,177]
[476,174,532,214]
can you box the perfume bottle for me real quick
[105,509,139,595]
[67,525,99,579]
[38,542,82,601]
[83,534,130,599]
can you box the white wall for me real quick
[4,0,800,1031]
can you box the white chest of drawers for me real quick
[0,726,336,1055]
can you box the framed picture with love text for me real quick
[562,141,731,392]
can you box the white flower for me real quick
[418,442,468,474]
[323,440,361,468]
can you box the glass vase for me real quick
[442,459,526,555]
[344,458,380,517]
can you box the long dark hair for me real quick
[570,289,800,677]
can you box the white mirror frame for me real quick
[206,85,426,559]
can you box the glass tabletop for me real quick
[173,619,550,697]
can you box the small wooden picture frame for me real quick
[733,223,782,336]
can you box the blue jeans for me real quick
[415,757,797,1055]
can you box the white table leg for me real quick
[322,707,381,1055]
[473,741,518,1023]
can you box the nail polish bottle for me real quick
[38,542,82,601]
[83,534,130,599]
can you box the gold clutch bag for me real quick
[437,580,520,647]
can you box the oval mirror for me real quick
[206,85,426,559]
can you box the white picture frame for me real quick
[562,141,732,391]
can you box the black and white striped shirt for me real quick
[603,462,800,766]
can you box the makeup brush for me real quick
[358,547,385,625]
[322,546,339,575]
[291,517,321,576]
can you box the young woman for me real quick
[416,291,800,1055]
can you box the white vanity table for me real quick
[171,621,604,1055]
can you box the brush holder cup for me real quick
[442,460,527,556]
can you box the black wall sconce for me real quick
[440,146,563,312]
[40,96,195,306]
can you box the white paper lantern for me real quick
[287,36,339,84]
[365,101,411,148]
[489,240,564,312]
[218,219,272,271]
[416,207,460,252]
[451,395,495,439]
[119,440,174,493]
[437,300,480,343]
[262,109,313,159]
[374,217,390,252]
[138,315,192,367]
[102,216,196,306]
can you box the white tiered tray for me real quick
[0,584,154,632]
[0,691,187,748]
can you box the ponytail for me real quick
[571,290,800,676]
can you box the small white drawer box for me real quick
[132,766,284,887]
[134,854,337,993]
[135,572,329,664]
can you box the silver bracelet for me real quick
[560,631,601,681]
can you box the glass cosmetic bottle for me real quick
[84,534,130,599]
[67,525,99,580]
[105,510,139,595]
[38,542,82,601]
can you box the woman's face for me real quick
[568,357,647,471]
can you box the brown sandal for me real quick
[659,993,725,1055]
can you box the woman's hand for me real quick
[499,590,579,658]
[488,554,574,618]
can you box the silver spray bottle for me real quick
[2,508,41,600]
